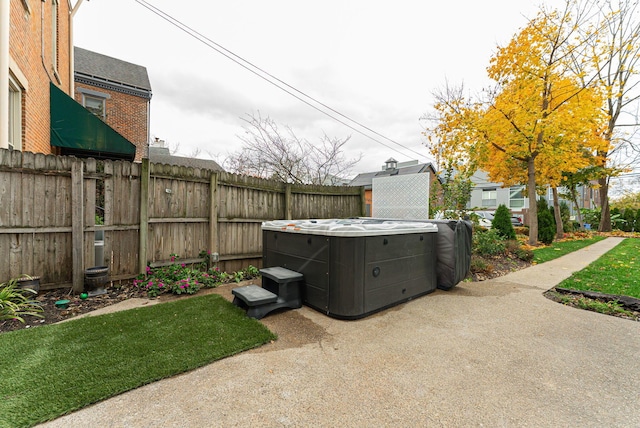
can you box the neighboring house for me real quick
[3,0,73,153]
[349,158,438,216]
[74,47,152,161]
[2,1,139,161]
[468,170,528,214]
[148,140,224,172]
[468,170,601,224]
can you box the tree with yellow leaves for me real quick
[426,5,609,245]
[575,0,640,232]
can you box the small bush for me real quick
[470,256,492,274]
[537,199,555,245]
[559,201,573,232]
[515,247,534,261]
[514,226,529,236]
[622,208,636,232]
[492,204,516,239]
[580,208,601,230]
[473,229,506,256]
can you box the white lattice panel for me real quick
[372,173,430,219]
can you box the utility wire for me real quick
[134,0,430,162]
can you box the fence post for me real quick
[285,183,292,220]
[360,186,366,217]
[139,158,150,275]
[209,172,218,268]
[71,161,84,293]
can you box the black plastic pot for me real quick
[17,276,40,294]
[84,266,109,291]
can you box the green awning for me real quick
[50,82,136,161]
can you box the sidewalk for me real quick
[40,237,640,427]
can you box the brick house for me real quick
[3,1,140,161]
[74,47,152,161]
[2,0,73,154]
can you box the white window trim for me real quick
[8,75,23,151]
[77,87,111,99]
[481,188,497,207]
[82,93,107,120]
[509,185,525,209]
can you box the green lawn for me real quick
[0,294,276,428]
[556,237,640,299]
[532,235,606,263]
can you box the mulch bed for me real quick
[468,254,532,282]
[0,282,147,334]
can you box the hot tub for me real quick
[261,219,438,319]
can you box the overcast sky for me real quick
[73,0,567,177]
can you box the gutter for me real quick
[69,0,86,95]
[0,0,9,149]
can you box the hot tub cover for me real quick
[262,219,438,237]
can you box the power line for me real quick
[133,0,430,162]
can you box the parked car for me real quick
[473,211,494,228]
[511,215,524,227]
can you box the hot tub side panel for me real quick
[262,230,330,312]
[327,236,366,318]
[362,233,437,315]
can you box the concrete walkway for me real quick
[40,237,640,427]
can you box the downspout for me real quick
[0,0,10,149]
[146,98,151,159]
[69,0,85,95]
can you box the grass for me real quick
[0,294,276,428]
[556,238,640,299]
[532,235,606,263]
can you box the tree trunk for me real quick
[598,176,611,232]
[552,187,564,240]
[571,192,584,230]
[527,157,538,245]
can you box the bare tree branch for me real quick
[225,112,362,185]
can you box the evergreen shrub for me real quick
[492,204,516,239]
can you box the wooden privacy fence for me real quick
[0,149,364,292]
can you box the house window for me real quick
[481,189,497,207]
[52,0,58,71]
[83,94,106,120]
[8,76,23,151]
[509,186,525,208]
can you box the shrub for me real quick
[0,278,44,323]
[470,255,492,274]
[559,201,573,232]
[537,199,555,245]
[580,208,601,230]
[622,208,636,232]
[473,228,506,256]
[492,204,516,239]
[515,247,534,261]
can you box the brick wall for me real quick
[74,82,150,161]
[9,0,71,155]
